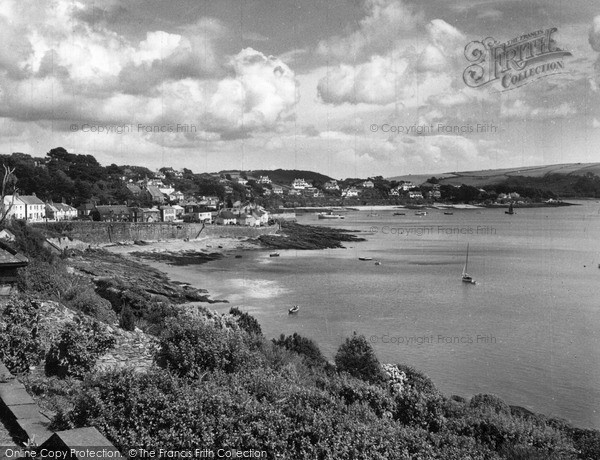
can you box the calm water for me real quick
[165,201,600,429]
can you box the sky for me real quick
[0,0,599,179]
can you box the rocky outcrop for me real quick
[256,222,365,250]
[68,249,223,304]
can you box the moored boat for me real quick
[318,212,345,219]
[288,305,299,314]
[462,243,476,284]
[358,257,373,261]
[270,252,280,257]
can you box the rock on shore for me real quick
[256,222,365,250]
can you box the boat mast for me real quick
[464,243,469,274]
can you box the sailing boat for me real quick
[462,244,475,284]
[505,202,514,215]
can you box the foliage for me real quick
[272,332,328,367]
[229,307,262,336]
[7,220,55,262]
[119,304,136,331]
[334,332,386,384]
[45,316,116,379]
[470,394,511,416]
[17,258,116,324]
[155,315,257,378]
[0,296,44,374]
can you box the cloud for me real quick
[589,16,600,52]
[0,1,298,140]
[317,18,464,106]
[316,0,422,61]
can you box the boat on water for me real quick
[358,257,373,261]
[444,212,453,215]
[393,212,405,216]
[415,211,427,216]
[288,305,299,314]
[235,255,243,258]
[374,261,381,265]
[505,203,515,215]
[270,252,280,257]
[318,212,345,219]
[461,243,476,284]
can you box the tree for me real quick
[334,333,386,384]
[0,164,18,226]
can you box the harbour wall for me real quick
[30,222,278,244]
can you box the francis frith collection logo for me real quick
[463,27,572,91]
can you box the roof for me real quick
[126,184,142,193]
[95,205,130,215]
[0,240,28,267]
[54,203,76,212]
[218,211,236,219]
[146,186,165,198]
[42,427,117,449]
[3,196,25,206]
[19,195,44,205]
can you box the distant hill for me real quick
[388,163,600,187]
[247,169,334,186]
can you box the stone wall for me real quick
[31,222,277,244]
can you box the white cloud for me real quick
[589,16,600,52]
[0,1,298,140]
[317,18,466,107]
[316,0,422,61]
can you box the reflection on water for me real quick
[186,202,600,429]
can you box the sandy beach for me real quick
[103,235,260,256]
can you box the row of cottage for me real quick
[2,195,270,226]
[3,195,77,222]
[84,203,270,226]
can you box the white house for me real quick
[401,181,414,191]
[20,195,46,221]
[3,196,25,220]
[342,187,360,197]
[408,191,423,199]
[292,178,310,189]
[361,180,374,188]
[324,180,339,190]
[272,185,284,195]
[258,176,272,184]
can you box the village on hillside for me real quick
[0,148,584,227]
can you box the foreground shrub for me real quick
[273,332,328,367]
[119,304,136,331]
[229,307,262,336]
[155,314,256,377]
[334,333,386,384]
[470,394,511,416]
[45,316,116,379]
[387,364,446,432]
[0,296,44,374]
[17,259,71,300]
[53,368,497,459]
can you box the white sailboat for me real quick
[462,244,475,284]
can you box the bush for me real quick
[119,305,136,331]
[155,315,256,377]
[334,333,385,384]
[229,307,262,336]
[470,394,511,416]
[6,220,55,262]
[0,296,44,374]
[45,316,116,379]
[390,364,446,432]
[63,282,116,324]
[17,259,71,301]
[273,332,328,367]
